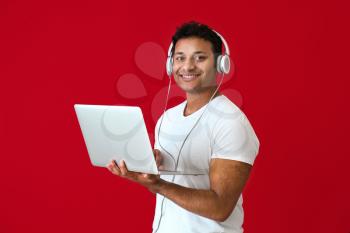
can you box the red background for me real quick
[1,0,349,232]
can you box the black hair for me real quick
[171,21,223,59]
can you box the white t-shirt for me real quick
[152,95,260,233]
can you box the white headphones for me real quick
[166,30,231,76]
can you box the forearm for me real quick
[108,157,248,222]
[152,179,233,222]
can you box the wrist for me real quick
[149,178,167,194]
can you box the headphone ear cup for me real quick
[166,57,173,77]
[216,55,223,73]
[220,55,231,74]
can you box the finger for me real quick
[155,157,161,167]
[154,150,163,167]
[110,160,121,176]
[119,161,143,181]
[113,160,120,169]
[119,160,129,176]
[154,149,160,158]
[106,161,115,171]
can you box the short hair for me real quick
[171,21,223,59]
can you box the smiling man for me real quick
[106,21,260,233]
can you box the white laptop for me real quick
[74,104,205,175]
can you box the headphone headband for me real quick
[212,30,230,56]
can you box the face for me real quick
[172,37,217,94]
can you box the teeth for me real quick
[180,74,199,80]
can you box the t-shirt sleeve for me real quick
[211,114,260,165]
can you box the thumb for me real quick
[154,150,163,167]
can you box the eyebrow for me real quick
[174,51,208,56]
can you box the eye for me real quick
[194,55,207,62]
[175,56,185,62]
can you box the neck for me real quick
[184,87,220,116]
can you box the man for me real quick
[106,21,260,233]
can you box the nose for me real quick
[182,58,196,71]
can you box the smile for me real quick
[179,74,200,81]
